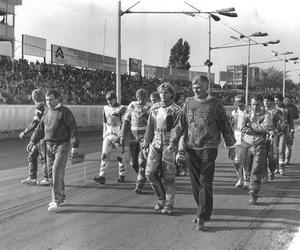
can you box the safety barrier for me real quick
[0,105,103,139]
[0,104,299,139]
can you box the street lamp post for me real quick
[250,52,299,97]
[212,33,280,106]
[282,51,293,97]
[117,1,237,103]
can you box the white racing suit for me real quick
[99,104,127,178]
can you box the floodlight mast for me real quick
[116,0,237,102]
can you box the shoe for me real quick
[48,201,62,211]
[117,176,125,183]
[161,205,173,215]
[21,177,37,185]
[93,176,105,184]
[195,218,208,231]
[38,178,50,186]
[262,176,268,183]
[48,199,64,206]
[235,179,243,188]
[242,181,249,190]
[285,161,290,165]
[279,169,285,176]
[154,200,165,212]
[248,196,257,205]
[134,187,142,194]
[181,170,187,176]
[270,173,275,180]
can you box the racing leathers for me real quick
[230,108,247,187]
[120,101,151,191]
[143,102,181,210]
[273,107,293,174]
[98,103,127,180]
[241,108,272,200]
[22,103,48,180]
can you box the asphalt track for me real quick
[0,131,300,250]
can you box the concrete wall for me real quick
[0,105,103,139]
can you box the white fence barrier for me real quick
[0,104,299,139]
[0,105,103,138]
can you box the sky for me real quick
[11,0,300,83]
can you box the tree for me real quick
[260,66,282,90]
[168,38,191,70]
[260,67,297,94]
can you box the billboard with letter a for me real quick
[51,44,127,74]
[129,58,142,74]
[22,34,46,58]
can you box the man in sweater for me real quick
[168,75,235,230]
[27,89,80,211]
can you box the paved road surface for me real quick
[0,131,300,250]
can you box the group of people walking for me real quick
[91,75,235,231]
[19,75,298,231]
[230,92,298,204]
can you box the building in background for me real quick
[0,0,22,57]
[226,65,259,88]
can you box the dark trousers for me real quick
[186,147,218,221]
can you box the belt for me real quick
[105,132,118,137]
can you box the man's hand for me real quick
[142,147,149,160]
[118,136,125,147]
[19,132,25,140]
[71,148,80,158]
[26,142,35,153]
[166,145,175,152]
[228,147,235,161]
[175,152,185,167]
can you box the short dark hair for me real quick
[45,89,60,99]
[274,93,283,101]
[106,90,117,100]
[150,92,160,100]
[136,89,147,99]
[263,94,274,102]
[32,88,45,103]
[192,75,209,85]
[251,94,263,102]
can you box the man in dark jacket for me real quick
[27,89,80,211]
[168,75,235,230]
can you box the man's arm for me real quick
[20,104,45,139]
[64,108,79,149]
[215,102,236,147]
[143,110,155,148]
[251,111,273,133]
[169,103,187,149]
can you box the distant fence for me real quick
[0,104,299,139]
[0,105,104,139]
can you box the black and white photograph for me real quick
[0,0,300,249]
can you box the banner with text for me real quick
[51,44,127,74]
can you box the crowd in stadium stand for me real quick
[0,57,299,105]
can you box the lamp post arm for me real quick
[250,59,283,65]
[211,42,267,50]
